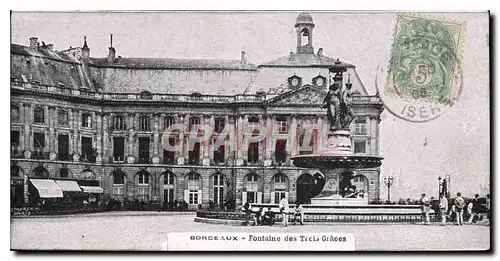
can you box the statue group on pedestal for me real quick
[322,80,355,132]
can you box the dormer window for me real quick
[312,75,326,88]
[288,75,302,88]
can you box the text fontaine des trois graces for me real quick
[165,232,355,251]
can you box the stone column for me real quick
[96,112,102,164]
[127,113,135,163]
[290,115,298,159]
[235,115,245,166]
[44,105,49,126]
[258,115,264,163]
[23,104,31,156]
[103,113,110,161]
[48,106,56,160]
[264,115,273,166]
[18,102,25,153]
[152,113,160,164]
[76,110,82,156]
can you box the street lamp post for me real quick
[438,176,442,208]
[383,176,394,203]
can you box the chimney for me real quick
[240,51,246,64]
[107,33,116,64]
[29,37,38,51]
[317,48,323,56]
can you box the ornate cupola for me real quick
[295,12,315,54]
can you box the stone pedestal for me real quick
[202,158,210,166]
[177,157,185,165]
[152,156,160,164]
[236,158,244,166]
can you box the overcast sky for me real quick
[11,11,490,199]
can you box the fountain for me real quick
[291,60,383,206]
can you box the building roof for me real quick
[259,53,355,68]
[11,43,79,64]
[89,57,258,70]
[295,12,314,26]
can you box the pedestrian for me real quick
[486,194,491,222]
[466,201,474,223]
[471,194,481,223]
[454,192,466,225]
[420,193,431,225]
[279,196,289,227]
[253,207,264,226]
[242,201,252,226]
[292,203,304,225]
[262,207,275,226]
[439,194,448,226]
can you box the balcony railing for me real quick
[12,81,382,105]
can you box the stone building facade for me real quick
[11,13,384,209]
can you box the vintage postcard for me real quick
[9,11,490,251]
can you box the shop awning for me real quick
[80,186,104,194]
[54,180,82,192]
[30,179,64,198]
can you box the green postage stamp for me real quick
[383,14,465,122]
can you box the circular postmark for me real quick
[377,15,464,123]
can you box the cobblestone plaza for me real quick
[10,213,490,251]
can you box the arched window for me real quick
[139,115,150,131]
[82,112,92,128]
[164,116,175,130]
[138,171,149,184]
[11,105,19,122]
[112,170,126,199]
[33,106,45,124]
[58,168,70,178]
[271,173,289,204]
[32,166,48,178]
[11,165,20,177]
[212,173,225,205]
[185,172,202,205]
[301,28,310,46]
[243,173,262,204]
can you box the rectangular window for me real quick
[213,144,225,164]
[82,113,92,128]
[11,105,20,122]
[248,142,259,163]
[58,134,70,161]
[189,190,199,205]
[34,107,45,124]
[164,117,175,130]
[214,187,224,205]
[275,139,287,163]
[188,142,200,165]
[139,115,150,131]
[163,137,176,164]
[189,117,200,131]
[113,136,125,162]
[354,118,367,135]
[33,132,45,158]
[214,117,225,133]
[354,140,367,154]
[81,136,94,162]
[276,118,288,134]
[112,185,124,197]
[11,131,20,156]
[138,137,150,163]
[113,116,126,130]
[274,189,286,204]
[299,132,314,155]
[58,110,69,126]
[137,186,150,201]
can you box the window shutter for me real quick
[242,192,247,205]
[257,192,262,204]
[184,190,189,204]
[197,190,202,205]
[271,192,276,204]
